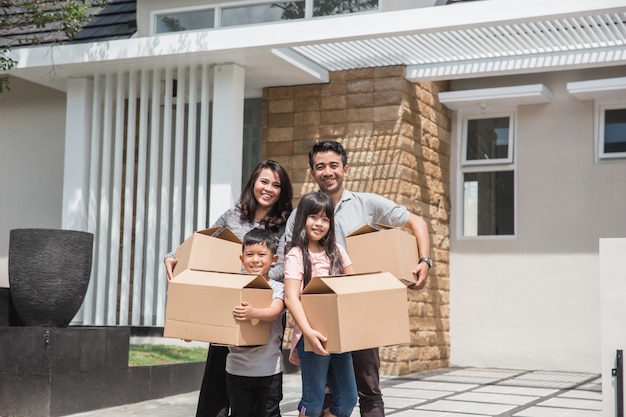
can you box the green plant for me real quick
[129,344,208,367]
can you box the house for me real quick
[1,0,625,383]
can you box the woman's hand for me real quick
[304,329,329,356]
[164,257,178,281]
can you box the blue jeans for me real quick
[296,338,357,417]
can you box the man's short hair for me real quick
[308,140,348,169]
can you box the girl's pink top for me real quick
[284,243,352,364]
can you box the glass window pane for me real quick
[314,0,379,17]
[222,2,305,27]
[604,108,626,154]
[466,117,510,161]
[156,10,215,33]
[463,171,514,236]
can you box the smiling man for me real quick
[285,140,432,417]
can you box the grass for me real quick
[129,344,208,366]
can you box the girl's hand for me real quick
[232,301,256,321]
[304,330,329,356]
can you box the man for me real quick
[285,140,431,417]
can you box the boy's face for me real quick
[240,243,277,277]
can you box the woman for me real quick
[164,160,293,417]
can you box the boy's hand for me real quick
[232,301,257,321]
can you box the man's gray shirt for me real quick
[285,189,410,248]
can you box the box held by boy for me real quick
[301,272,410,353]
[164,270,273,346]
[346,224,419,286]
[173,227,242,277]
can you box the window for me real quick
[154,0,379,34]
[598,103,626,159]
[567,76,626,161]
[156,9,215,33]
[460,113,515,237]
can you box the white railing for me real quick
[80,65,212,326]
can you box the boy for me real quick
[227,228,285,417]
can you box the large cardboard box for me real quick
[164,270,273,346]
[346,224,419,286]
[301,272,410,353]
[173,227,242,277]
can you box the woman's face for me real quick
[253,168,282,210]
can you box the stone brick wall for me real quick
[263,66,451,375]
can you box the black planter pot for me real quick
[8,228,94,327]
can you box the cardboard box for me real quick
[301,272,410,353]
[164,270,273,346]
[346,224,419,286]
[173,227,242,277]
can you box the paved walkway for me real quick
[66,367,603,417]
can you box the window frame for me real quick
[596,99,626,161]
[460,111,515,167]
[457,109,518,239]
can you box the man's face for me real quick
[310,150,348,195]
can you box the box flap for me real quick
[347,223,400,237]
[302,272,406,295]
[193,226,241,243]
[172,270,271,289]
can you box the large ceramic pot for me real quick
[8,228,94,327]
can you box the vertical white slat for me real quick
[132,69,150,326]
[144,68,163,326]
[83,74,104,325]
[170,67,187,250]
[158,67,174,304]
[119,70,138,325]
[106,72,125,325]
[196,64,211,231]
[185,65,198,239]
[95,73,114,325]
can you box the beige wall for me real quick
[0,77,66,287]
[449,66,626,373]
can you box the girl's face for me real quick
[305,210,330,243]
[253,168,281,210]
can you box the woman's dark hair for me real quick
[308,140,348,169]
[238,160,293,231]
[288,191,343,287]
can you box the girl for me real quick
[284,191,358,417]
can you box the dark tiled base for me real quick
[0,326,204,417]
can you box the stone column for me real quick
[263,66,451,375]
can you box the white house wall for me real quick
[449,66,626,373]
[0,78,66,287]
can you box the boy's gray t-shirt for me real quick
[225,279,285,377]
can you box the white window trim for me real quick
[460,111,515,166]
[456,109,518,239]
[150,0,380,35]
[567,76,626,163]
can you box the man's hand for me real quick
[410,261,429,290]
[164,257,178,281]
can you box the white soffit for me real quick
[438,84,553,111]
[567,76,626,101]
[287,4,626,81]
